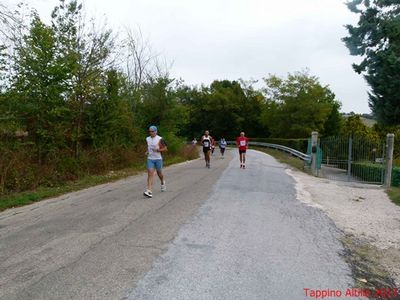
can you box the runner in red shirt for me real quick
[236,131,249,169]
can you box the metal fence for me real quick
[318,135,386,184]
[224,133,394,186]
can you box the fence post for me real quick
[384,133,395,188]
[311,131,318,176]
[347,135,352,182]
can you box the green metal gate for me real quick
[318,135,386,184]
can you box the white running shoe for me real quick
[161,181,166,192]
[143,190,153,198]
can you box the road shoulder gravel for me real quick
[287,167,400,290]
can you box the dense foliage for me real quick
[261,72,342,138]
[2,0,389,195]
[343,0,400,126]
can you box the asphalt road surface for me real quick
[0,149,354,300]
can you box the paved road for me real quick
[0,149,354,299]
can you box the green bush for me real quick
[392,167,400,187]
[52,153,82,182]
[161,132,185,154]
[394,157,400,167]
[351,162,385,184]
[351,162,400,187]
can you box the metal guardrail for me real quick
[226,141,310,162]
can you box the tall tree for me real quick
[181,80,264,139]
[262,71,342,138]
[343,0,400,125]
[137,77,188,134]
[51,0,115,157]
[7,13,71,162]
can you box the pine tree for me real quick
[343,0,400,125]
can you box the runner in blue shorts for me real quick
[144,125,167,198]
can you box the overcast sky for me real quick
[11,0,370,113]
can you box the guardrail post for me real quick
[311,131,318,176]
[384,133,395,188]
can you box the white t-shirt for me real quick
[146,135,163,160]
[220,139,227,148]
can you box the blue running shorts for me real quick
[147,159,163,170]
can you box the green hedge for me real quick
[392,167,400,187]
[351,162,385,184]
[351,162,400,186]
[251,138,308,153]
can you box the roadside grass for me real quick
[387,187,400,206]
[0,145,199,212]
[253,147,307,172]
[0,165,143,212]
[340,235,397,293]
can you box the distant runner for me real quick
[236,131,249,169]
[219,137,227,159]
[201,130,213,168]
[144,125,167,198]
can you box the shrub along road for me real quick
[0,150,354,299]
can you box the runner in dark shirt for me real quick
[201,130,213,168]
